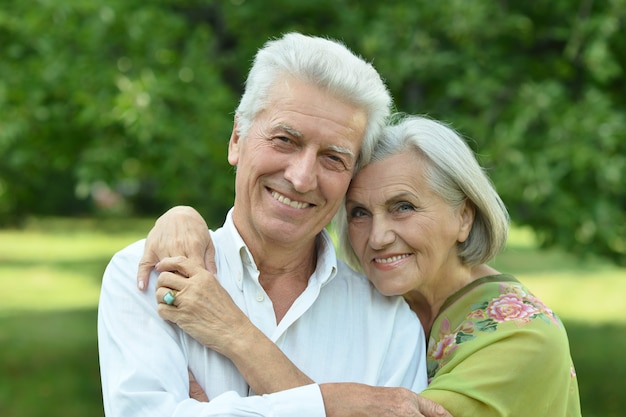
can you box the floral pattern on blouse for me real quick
[426,282,562,381]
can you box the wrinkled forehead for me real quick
[265,77,367,145]
[347,151,429,200]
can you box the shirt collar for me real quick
[219,209,338,290]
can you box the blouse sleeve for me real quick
[420,317,581,417]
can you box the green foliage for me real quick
[356,1,626,265]
[1,0,625,263]
[0,0,236,223]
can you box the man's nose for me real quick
[284,149,318,193]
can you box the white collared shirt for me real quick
[98,210,427,417]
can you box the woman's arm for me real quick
[156,259,450,417]
[134,206,312,393]
[155,256,314,395]
[136,207,451,417]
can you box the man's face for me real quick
[229,77,367,250]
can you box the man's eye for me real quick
[271,136,297,150]
[325,154,349,171]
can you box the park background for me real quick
[1,0,625,416]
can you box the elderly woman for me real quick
[140,115,581,416]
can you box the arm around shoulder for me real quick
[100,241,328,417]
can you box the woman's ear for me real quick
[457,199,475,243]
[227,117,241,166]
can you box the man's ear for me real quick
[228,117,241,166]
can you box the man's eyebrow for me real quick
[276,124,355,159]
[276,123,303,138]
[327,144,355,160]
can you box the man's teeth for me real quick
[375,254,410,264]
[272,191,310,209]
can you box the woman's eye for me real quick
[396,202,416,213]
[349,207,368,219]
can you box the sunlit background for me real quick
[1,0,625,416]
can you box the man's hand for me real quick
[189,370,208,402]
[320,383,452,417]
[137,206,214,291]
[415,395,451,417]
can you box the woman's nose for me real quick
[369,216,396,250]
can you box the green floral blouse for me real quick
[421,274,581,417]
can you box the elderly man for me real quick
[98,33,446,417]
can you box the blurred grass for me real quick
[0,217,154,417]
[0,218,625,416]
[0,217,154,315]
[491,226,626,324]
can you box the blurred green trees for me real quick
[1,0,624,264]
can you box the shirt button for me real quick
[236,273,242,283]
[256,293,264,302]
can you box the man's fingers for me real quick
[416,395,452,417]
[188,369,209,402]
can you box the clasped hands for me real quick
[136,206,452,417]
[155,255,253,356]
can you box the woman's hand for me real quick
[157,256,313,395]
[137,206,214,291]
[155,256,254,355]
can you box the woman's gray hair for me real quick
[334,114,510,271]
[235,32,392,170]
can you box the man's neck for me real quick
[241,230,320,324]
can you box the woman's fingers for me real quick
[204,238,217,275]
[137,250,158,291]
[155,285,180,307]
[155,268,192,308]
[156,256,206,278]
[155,261,218,314]
[153,255,252,355]
[136,205,211,291]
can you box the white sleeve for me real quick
[191,384,325,417]
[375,293,429,393]
[98,240,326,417]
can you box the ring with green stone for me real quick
[163,291,176,305]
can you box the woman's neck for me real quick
[403,263,501,336]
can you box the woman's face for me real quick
[345,150,473,296]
